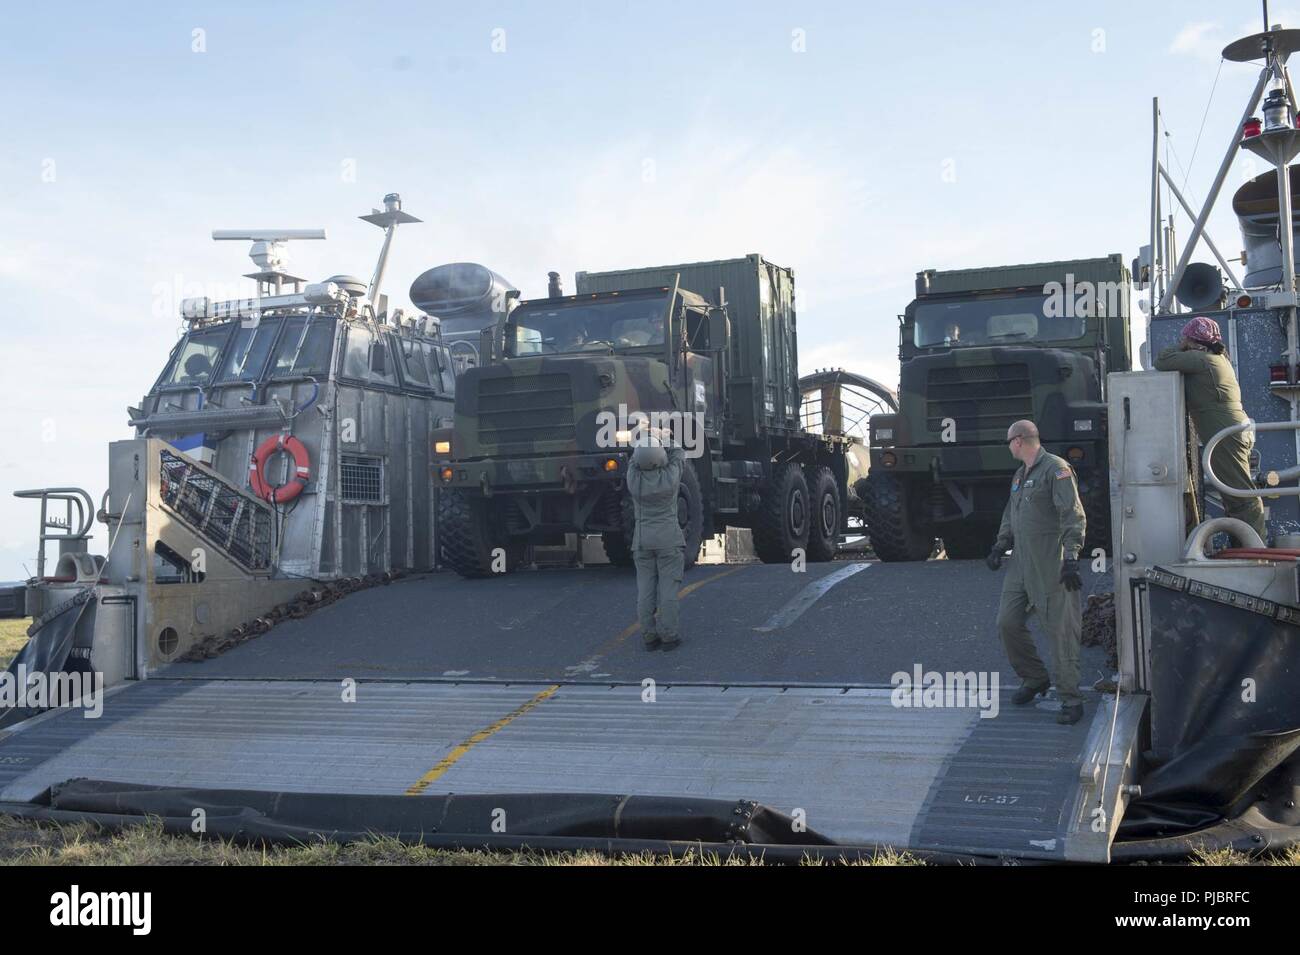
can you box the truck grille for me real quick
[925,364,1032,434]
[477,373,576,451]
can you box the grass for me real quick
[3,816,1295,865]
[0,618,29,668]
[1190,844,1300,866]
[0,816,923,866]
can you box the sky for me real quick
[0,0,1292,579]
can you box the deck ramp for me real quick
[0,678,1144,861]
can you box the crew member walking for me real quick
[1154,316,1266,540]
[628,431,686,650]
[986,419,1087,725]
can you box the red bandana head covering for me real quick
[1181,316,1223,345]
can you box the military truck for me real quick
[432,255,852,576]
[860,255,1131,561]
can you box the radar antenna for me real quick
[211,228,327,295]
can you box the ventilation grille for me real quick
[925,364,1032,434]
[341,455,384,503]
[477,373,575,451]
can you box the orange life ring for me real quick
[249,434,311,503]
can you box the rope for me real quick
[1184,57,1225,193]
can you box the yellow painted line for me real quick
[405,683,561,796]
[595,565,747,655]
[407,565,745,795]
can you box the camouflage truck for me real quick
[860,255,1131,561]
[432,255,852,576]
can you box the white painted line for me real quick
[753,562,872,633]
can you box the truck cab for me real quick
[863,255,1131,561]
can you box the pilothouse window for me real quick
[397,338,431,388]
[217,318,282,383]
[270,316,335,377]
[342,327,398,387]
[165,327,231,387]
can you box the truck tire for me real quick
[600,495,636,567]
[805,466,841,562]
[753,463,811,564]
[438,489,521,578]
[1079,470,1112,556]
[678,463,705,569]
[603,469,705,570]
[860,472,934,562]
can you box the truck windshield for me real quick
[510,294,669,356]
[913,292,1087,348]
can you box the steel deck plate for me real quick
[0,678,1139,860]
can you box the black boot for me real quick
[1056,703,1084,725]
[1011,682,1049,705]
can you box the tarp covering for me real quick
[15,779,834,849]
[1119,574,1300,839]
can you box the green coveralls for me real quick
[994,449,1087,705]
[1154,345,1266,539]
[628,446,685,643]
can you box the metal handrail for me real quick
[1203,419,1300,497]
[13,487,95,578]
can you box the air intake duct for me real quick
[409,263,516,343]
[1233,165,1300,288]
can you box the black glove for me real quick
[1060,557,1082,591]
[986,546,1005,572]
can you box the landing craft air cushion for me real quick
[5,23,1300,861]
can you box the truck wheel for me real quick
[678,462,705,569]
[753,463,811,564]
[600,496,636,568]
[805,466,841,562]
[860,472,934,562]
[1080,471,1111,556]
[437,489,521,578]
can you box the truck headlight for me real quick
[614,430,634,445]
[1072,419,1093,432]
[875,428,894,441]
[435,439,452,455]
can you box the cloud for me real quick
[1169,21,1222,60]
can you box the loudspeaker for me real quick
[1174,262,1225,311]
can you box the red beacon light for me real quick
[1243,117,1264,138]
[1271,364,1290,384]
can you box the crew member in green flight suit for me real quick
[987,419,1088,725]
